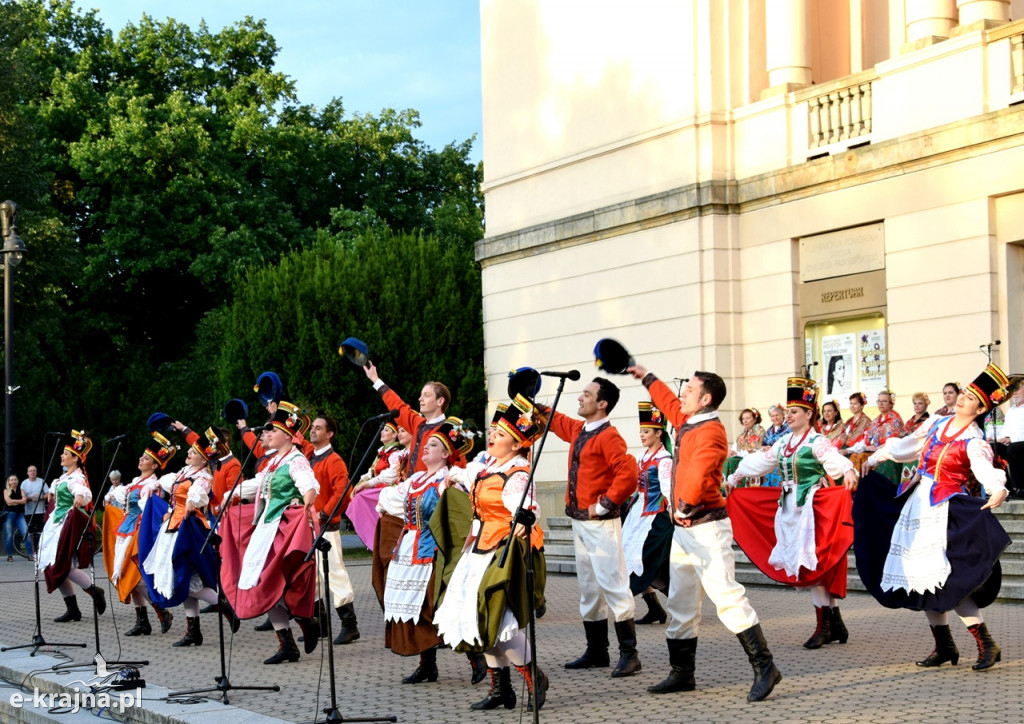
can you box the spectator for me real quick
[817,400,844,444]
[4,474,34,561]
[722,408,765,487]
[902,393,931,436]
[934,382,960,417]
[760,405,790,487]
[21,465,48,536]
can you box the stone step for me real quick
[546,516,573,529]
[543,543,576,561]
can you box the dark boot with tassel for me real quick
[515,664,549,713]
[915,624,959,667]
[967,622,1001,671]
[803,606,831,649]
[124,606,152,636]
[54,595,82,623]
[636,592,668,625]
[151,604,173,634]
[470,667,516,710]
[264,627,300,664]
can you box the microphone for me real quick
[104,432,129,444]
[540,370,581,381]
[979,340,1001,348]
[366,410,400,422]
[249,423,273,433]
[46,431,65,437]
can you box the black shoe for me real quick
[152,605,173,634]
[467,651,487,684]
[295,616,320,654]
[173,616,203,647]
[54,595,82,623]
[648,638,697,694]
[565,619,610,669]
[199,602,220,614]
[803,606,831,649]
[218,594,241,633]
[967,622,1001,671]
[124,606,152,636]
[333,603,360,645]
[611,619,642,677]
[403,649,439,684]
[264,628,300,664]
[470,667,516,710]
[827,606,848,644]
[515,664,548,712]
[737,624,781,702]
[254,615,274,631]
[636,592,668,625]
[916,624,959,667]
[84,585,106,616]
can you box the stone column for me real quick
[956,0,1010,30]
[763,0,812,97]
[904,0,958,46]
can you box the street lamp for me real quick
[0,201,27,479]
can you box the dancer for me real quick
[220,402,321,664]
[628,364,781,702]
[40,431,106,622]
[348,422,405,549]
[308,414,360,645]
[382,418,472,684]
[856,363,1016,671]
[622,401,672,626]
[102,433,176,636]
[435,396,548,711]
[545,378,641,678]
[725,377,858,649]
[138,427,236,646]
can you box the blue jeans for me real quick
[3,511,33,556]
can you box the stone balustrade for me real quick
[807,79,874,149]
[1012,32,1024,94]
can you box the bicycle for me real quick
[0,509,31,559]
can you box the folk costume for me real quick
[42,431,107,622]
[760,419,790,487]
[102,432,176,636]
[834,401,871,450]
[181,425,241,515]
[727,378,856,649]
[309,437,360,645]
[220,402,322,664]
[722,418,766,487]
[138,429,232,647]
[854,363,1016,671]
[846,406,905,484]
[622,401,672,625]
[348,421,403,549]
[642,373,780,702]
[382,419,471,684]
[547,398,640,677]
[434,396,549,711]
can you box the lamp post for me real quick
[0,201,27,480]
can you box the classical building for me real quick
[477,0,1024,514]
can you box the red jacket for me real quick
[181,428,241,512]
[378,384,465,473]
[548,410,637,520]
[646,376,729,512]
[310,447,350,525]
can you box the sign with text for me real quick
[799,222,885,282]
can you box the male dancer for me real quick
[629,364,781,702]
[309,414,360,644]
[545,378,641,677]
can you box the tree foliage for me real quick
[0,0,483,479]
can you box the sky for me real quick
[73,0,484,162]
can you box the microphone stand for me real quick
[299,416,396,724]
[982,342,999,441]
[54,440,148,674]
[497,376,569,724]
[2,435,87,656]
[170,441,280,704]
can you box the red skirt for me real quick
[219,503,318,619]
[727,485,853,598]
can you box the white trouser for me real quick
[666,518,759,639]
[571,518,635,622]
[317,528,354,607]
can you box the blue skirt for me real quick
[137,496,219,608]
[852,471,1010,612]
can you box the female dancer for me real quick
[220,403,321,663]
[722,408,765,486]
[102,433,176,636]
[348,422,406,549]
[139,427,236,646]
[41,431,106,621]
[726,378,857,648]
[383,418,470,684]
[857,363,1016,671]
[622,401,672,625]
[434,397,548,711]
